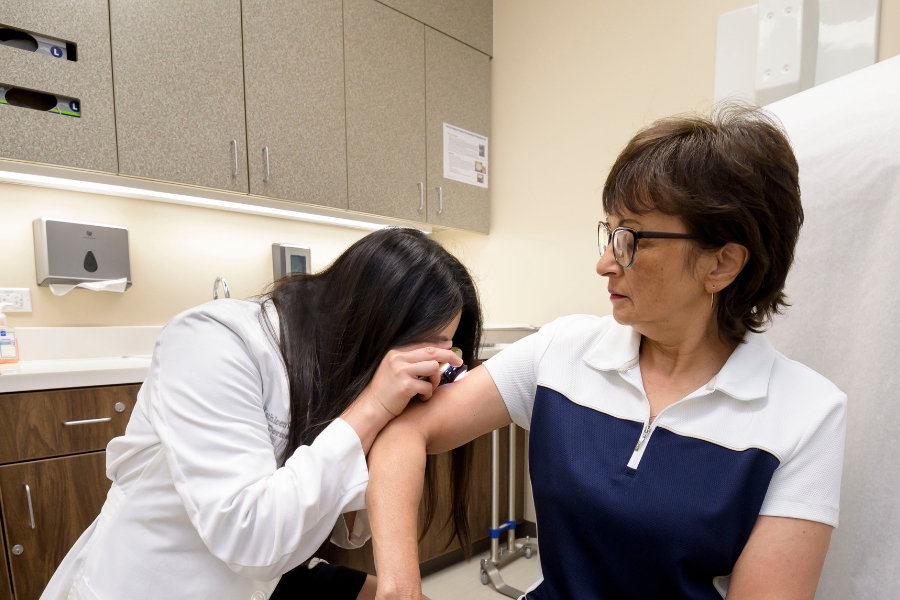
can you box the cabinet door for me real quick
[242,0,348,209]
[426,28,491,233]
[0,385,138,465]
[0,500,11,600]
[109,0,249,192]
[344,0,426,222]
[376,0,493,56]
[0,452,109,600]
[0,0,118,172]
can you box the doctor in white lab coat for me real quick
[41,228,482,600]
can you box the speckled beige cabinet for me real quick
[109,0,249,192]
[242,0,348,209]
[376,0,493,56]
[0,0,118,172]
[425,28,491,233]
[344,0,427,223]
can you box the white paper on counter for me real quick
[443,123,488,188]
[49,278,128,296]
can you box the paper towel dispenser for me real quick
[33,218,132,288]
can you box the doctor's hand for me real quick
[364,341,463,413]
[341,342,463,455]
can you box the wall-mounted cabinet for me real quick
[425,27,491,233]
[0,0,118,173]
[345,1,491,232]
[109,0,249,193]
[376,0,493,56]
[242,0,349,209]
[2,0,492,233]
[344,0,427,223]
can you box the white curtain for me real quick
[766,56,900,599]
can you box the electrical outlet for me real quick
[0,288,32,312]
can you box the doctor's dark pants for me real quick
[270,561,368,599]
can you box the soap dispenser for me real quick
[0,302,19,364]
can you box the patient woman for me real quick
[367,107,847,600]
[42,228,480,600]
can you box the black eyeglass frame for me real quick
[598,221,698,269]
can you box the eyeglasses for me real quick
[598,221,698,269]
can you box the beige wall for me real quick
[2,0,897,330]
[883,0,900,61]
[434,0,750,326]
[0,182,367,326]
[436,0,900,328]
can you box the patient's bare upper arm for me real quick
[727,515,832,600]
[395,364,513,455]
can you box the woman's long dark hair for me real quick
[261,227,481,555]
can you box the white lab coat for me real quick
[41,300,371,600]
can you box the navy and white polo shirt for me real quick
[484,315,847,600]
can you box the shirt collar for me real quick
[583,320,775,401]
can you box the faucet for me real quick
[213,277,230,300]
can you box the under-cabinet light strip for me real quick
[0,170,393,232]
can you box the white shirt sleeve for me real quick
[149,309,369,580]
[330,510,372,549]
[759,391,847,527]
[483,319,562,430]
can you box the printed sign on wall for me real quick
[443,123,488,188]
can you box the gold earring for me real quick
[710,285,715,308]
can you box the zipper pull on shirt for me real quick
[634,421,651,452]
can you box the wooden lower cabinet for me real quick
[0,382,516,595]
[0,386,139,465]
[0,499,11,600]
[0,452,111,600]
[0,384,138,600]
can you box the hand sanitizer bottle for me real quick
[0,303,20,364]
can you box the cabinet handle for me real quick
[417,182,424,211]
[24,484,35,530]
[263,147,270,182]
[231,140,239,178]
[62,417,112,426]
[436,187,443,215]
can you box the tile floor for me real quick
[422,542,539,600]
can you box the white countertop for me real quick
[477,343,512,360]
[0,356,152,394]
[0,326,159,394]
[2,347,504,394]
[0,324,534,394]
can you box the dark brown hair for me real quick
[263,228,480,555]
[602,105,804,344]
